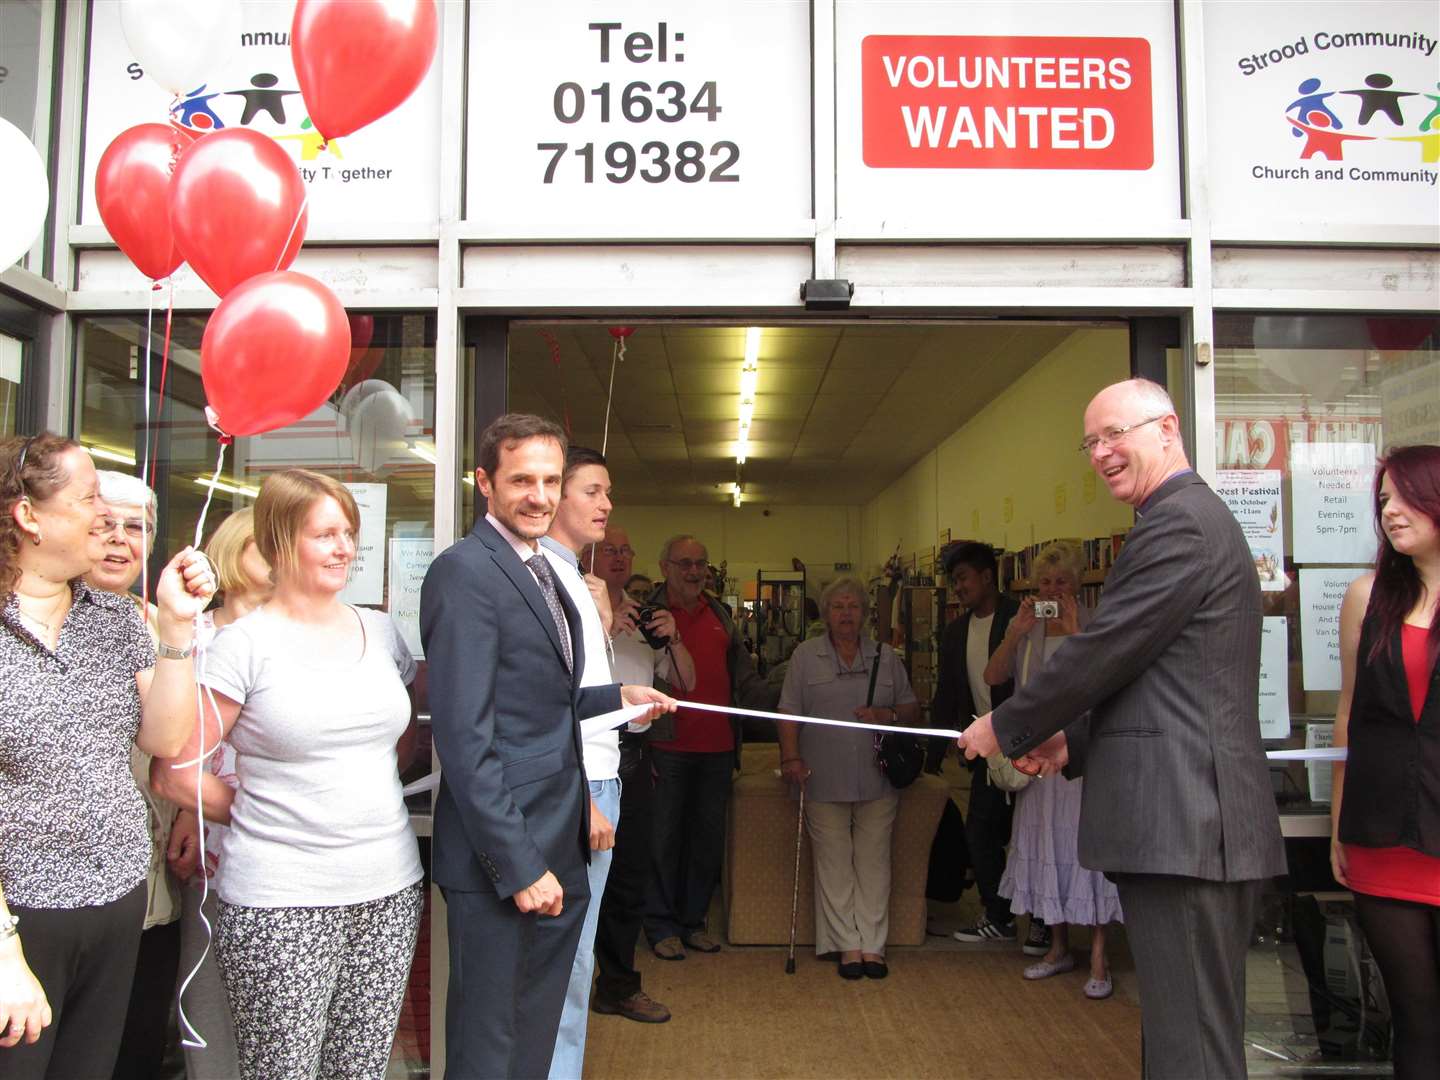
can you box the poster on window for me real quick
[1258,616,1291,739]
[387,538,433,659]
[1299,567,1367,691]
[1290,442,1377,564]
[340,483,387,606]
[1203,0,1440,233]
[81,0,442,229]
[1217,469,1286,591]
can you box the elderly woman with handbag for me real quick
[984,541,1121,1000]
[777,576,919,980]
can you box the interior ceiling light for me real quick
[736,327,761,466]
[86,444,137,466]
[732,484,743,508]
[408,442,438,464]
[193,477,260,498]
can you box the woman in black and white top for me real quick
[155,468,422,1080]
[0,432,211,1080]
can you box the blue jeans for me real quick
[547,777,620,1080]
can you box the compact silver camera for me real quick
[1033,600,1060,619]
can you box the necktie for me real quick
[527,554,573,673]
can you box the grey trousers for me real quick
[806,793,899,956]
[1112,874,1263,1080]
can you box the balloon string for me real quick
[192,437,229,551]
[587,334,627,572]
[274,192,309,274]
[140,285,155,615]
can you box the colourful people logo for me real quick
[1285,74,1440,164]
[170,72,343,159]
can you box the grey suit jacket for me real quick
[992,472,1286,883]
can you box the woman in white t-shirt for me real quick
[155,470,422,1080]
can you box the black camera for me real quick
[635,604,671,649]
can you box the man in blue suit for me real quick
[421,413,674,1078]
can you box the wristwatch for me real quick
[156,640,193,661]
[0,913,18,940]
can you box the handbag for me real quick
[869,643,923,789]
[985,752,1033,793]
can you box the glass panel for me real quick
[0,333,22,437]
[0,1,44,141]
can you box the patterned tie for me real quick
[527,554,573,673]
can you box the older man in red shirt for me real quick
[643,535,777,959]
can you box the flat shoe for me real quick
[838,962,864,980]
[682,930,721,953]
[1022,954,1076,980]
[1084,975,1113,1000]
[862,960,888,979]
[651,936,685,961]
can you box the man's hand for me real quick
[852,705,894,726]
[780,756,810,786]
[590,800,615,852]
[613,594,642,636]
[586,574,614,636]
[644,607,679,647]
[621,684,677,724]
[513,871,564,916]
[958,712,999,760]
[1015,732,1069,777]
[167,809,201,882]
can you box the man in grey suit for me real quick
[961,378,1286,1079]
[421,413,674,1078]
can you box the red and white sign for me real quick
[861,35,1153,170]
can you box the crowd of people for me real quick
[1,379,1436,1080]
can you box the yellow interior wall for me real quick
[861,327,1135,577]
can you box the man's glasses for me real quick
[95,517,148,539]
[599,545,634,558]
[666,558,708,571]
[1077,416,1164,455]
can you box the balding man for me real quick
[961,379,1285,1079]
[643,535,778,960]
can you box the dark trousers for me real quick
[113,918,181,1080]
[1113,873,1263,1080]
[6,882,147,1080]
[644,748,732,943]
[441,881,589,1080]
[594,740,655,1003]
[966,771,1015,925]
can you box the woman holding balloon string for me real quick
[155,469,422,1080]
[0,433,212,1080]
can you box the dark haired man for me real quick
[421,414,674,1078]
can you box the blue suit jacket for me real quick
[421,517,622,898]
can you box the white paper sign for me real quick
[1299,568,1367,691]
[1217,469,1287,591]
[1306,722,1335,804]
[1381,355,1440,447]
[1290,442,1377,564]
[467,0,811,229]
[82,0,442,229]
[340,483,387,606]
[387,538,434,659]
[1259,616,1291,739]
[1203,0,1440,234]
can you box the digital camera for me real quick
[1033,600,1060,619]
[635,604,671,649]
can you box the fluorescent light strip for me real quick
[737,327,761,467]
[193,477,260,498]
[408,443,438,465]
[87,444,137,466]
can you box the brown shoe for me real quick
[592,990,672,1024]
[682,930,722,953]
[652,936,685,960]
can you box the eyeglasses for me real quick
[96,517,148,539]
[599,545,634,558]
[666,558,708,571]
[1077,416,1165,455]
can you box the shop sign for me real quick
[81,0,442,230]
[837,1,1181,224]
[467,0,811,228]
[1214,418,1383,472]
[1203,0,1440,232]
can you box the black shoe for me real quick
[838,961,864,980]
[862,960,889,979]
[1022,919,1053,957]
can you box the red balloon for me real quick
[169,129,308,298]
[202,272,351,437]
[339,314,382,392]
[291,0,439,141]
[96,123,194,280]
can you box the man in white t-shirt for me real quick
[584,524,695,1025]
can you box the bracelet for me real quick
[156,640,193,661]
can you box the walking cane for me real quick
[785,783,806,974]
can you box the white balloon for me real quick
[342,380,413,475]
[120,0,242,97]
[0,117,49,271]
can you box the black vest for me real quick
[1338,609,1440,857]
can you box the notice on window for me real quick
[388,538,434,659]
[340,483,387,606]
[1217,469,1286,591]
[1299,567,1366,691]
[1306,722,1335,805]
[1290,442,1376,564]
[1259,616,1290,739]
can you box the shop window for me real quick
[1213,314,1439,809]
[1,0,50,275]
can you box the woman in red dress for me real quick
[1331,443,1440,1080]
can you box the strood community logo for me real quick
[1284,73,1439,164]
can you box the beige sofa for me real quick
[723,743,950,946]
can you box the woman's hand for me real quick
[167,809,202,883]
[1009,598,1038,638]
[853,705,895,726]
[780,757,810,786]
[1055,594,1081,636]
[154,547,216,629]
[0,939,52,1047]
[1329,837,1349,888]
